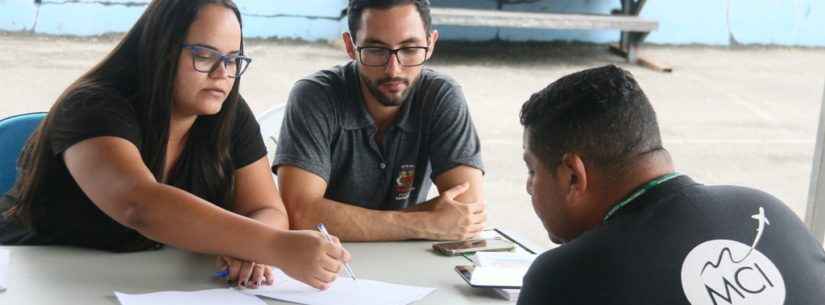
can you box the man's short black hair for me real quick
[347,0,432,41]
[520,65,664,172]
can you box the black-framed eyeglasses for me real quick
[182,44,252,78]
[356,46,430,67]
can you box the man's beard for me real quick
[361,74,413,107]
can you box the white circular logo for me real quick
[681,239,785,305]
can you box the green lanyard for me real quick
[602,172,682,223]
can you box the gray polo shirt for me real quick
[273,61,483,210]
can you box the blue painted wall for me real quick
[1,0,823,46]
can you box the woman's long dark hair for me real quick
[6,0,245,226]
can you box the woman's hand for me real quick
[216,255,275,289]
[272,230,351,290]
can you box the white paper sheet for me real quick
[468,252,536,287]
[0,249,9,292]
[472,251,536,268]
[115,288,265,305]
[242,269,435,305]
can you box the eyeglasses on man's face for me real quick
[182,44,252,78]
[356,46,430,67]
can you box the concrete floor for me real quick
[2,32,824,249]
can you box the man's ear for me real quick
[426,30,439,60]
[559,153,588,203]
[343,32,357,60]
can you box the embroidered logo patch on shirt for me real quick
[394,165,416,200]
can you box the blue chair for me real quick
[0,112,46,195]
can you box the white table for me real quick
[0,241,520,304]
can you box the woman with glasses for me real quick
[0,0,348,290]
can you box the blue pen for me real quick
[215,269,229,279]
[316,224,357,280]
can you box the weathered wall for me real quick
[1,0,823,46]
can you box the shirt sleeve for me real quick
[272,80,336,182]
[426,80,485,179]
[49,91,142,155]
[517,247,593,305]
[518,253,564,305]
[230,98,267,170]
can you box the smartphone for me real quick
[432,237,516,256]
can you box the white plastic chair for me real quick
[255,103,287,172]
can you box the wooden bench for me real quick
[430,0,670,72]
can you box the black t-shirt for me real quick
[518,176,825,305]
[0,89,266,252]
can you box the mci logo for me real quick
[681,239,785,305]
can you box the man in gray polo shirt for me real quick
[273,0,486,241]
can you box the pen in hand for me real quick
[215,269,229,279]
[316,223,357,280]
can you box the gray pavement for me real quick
[2,31,824,249]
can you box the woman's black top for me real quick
[0,90,266,252]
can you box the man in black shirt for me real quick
[517,65,825,305]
